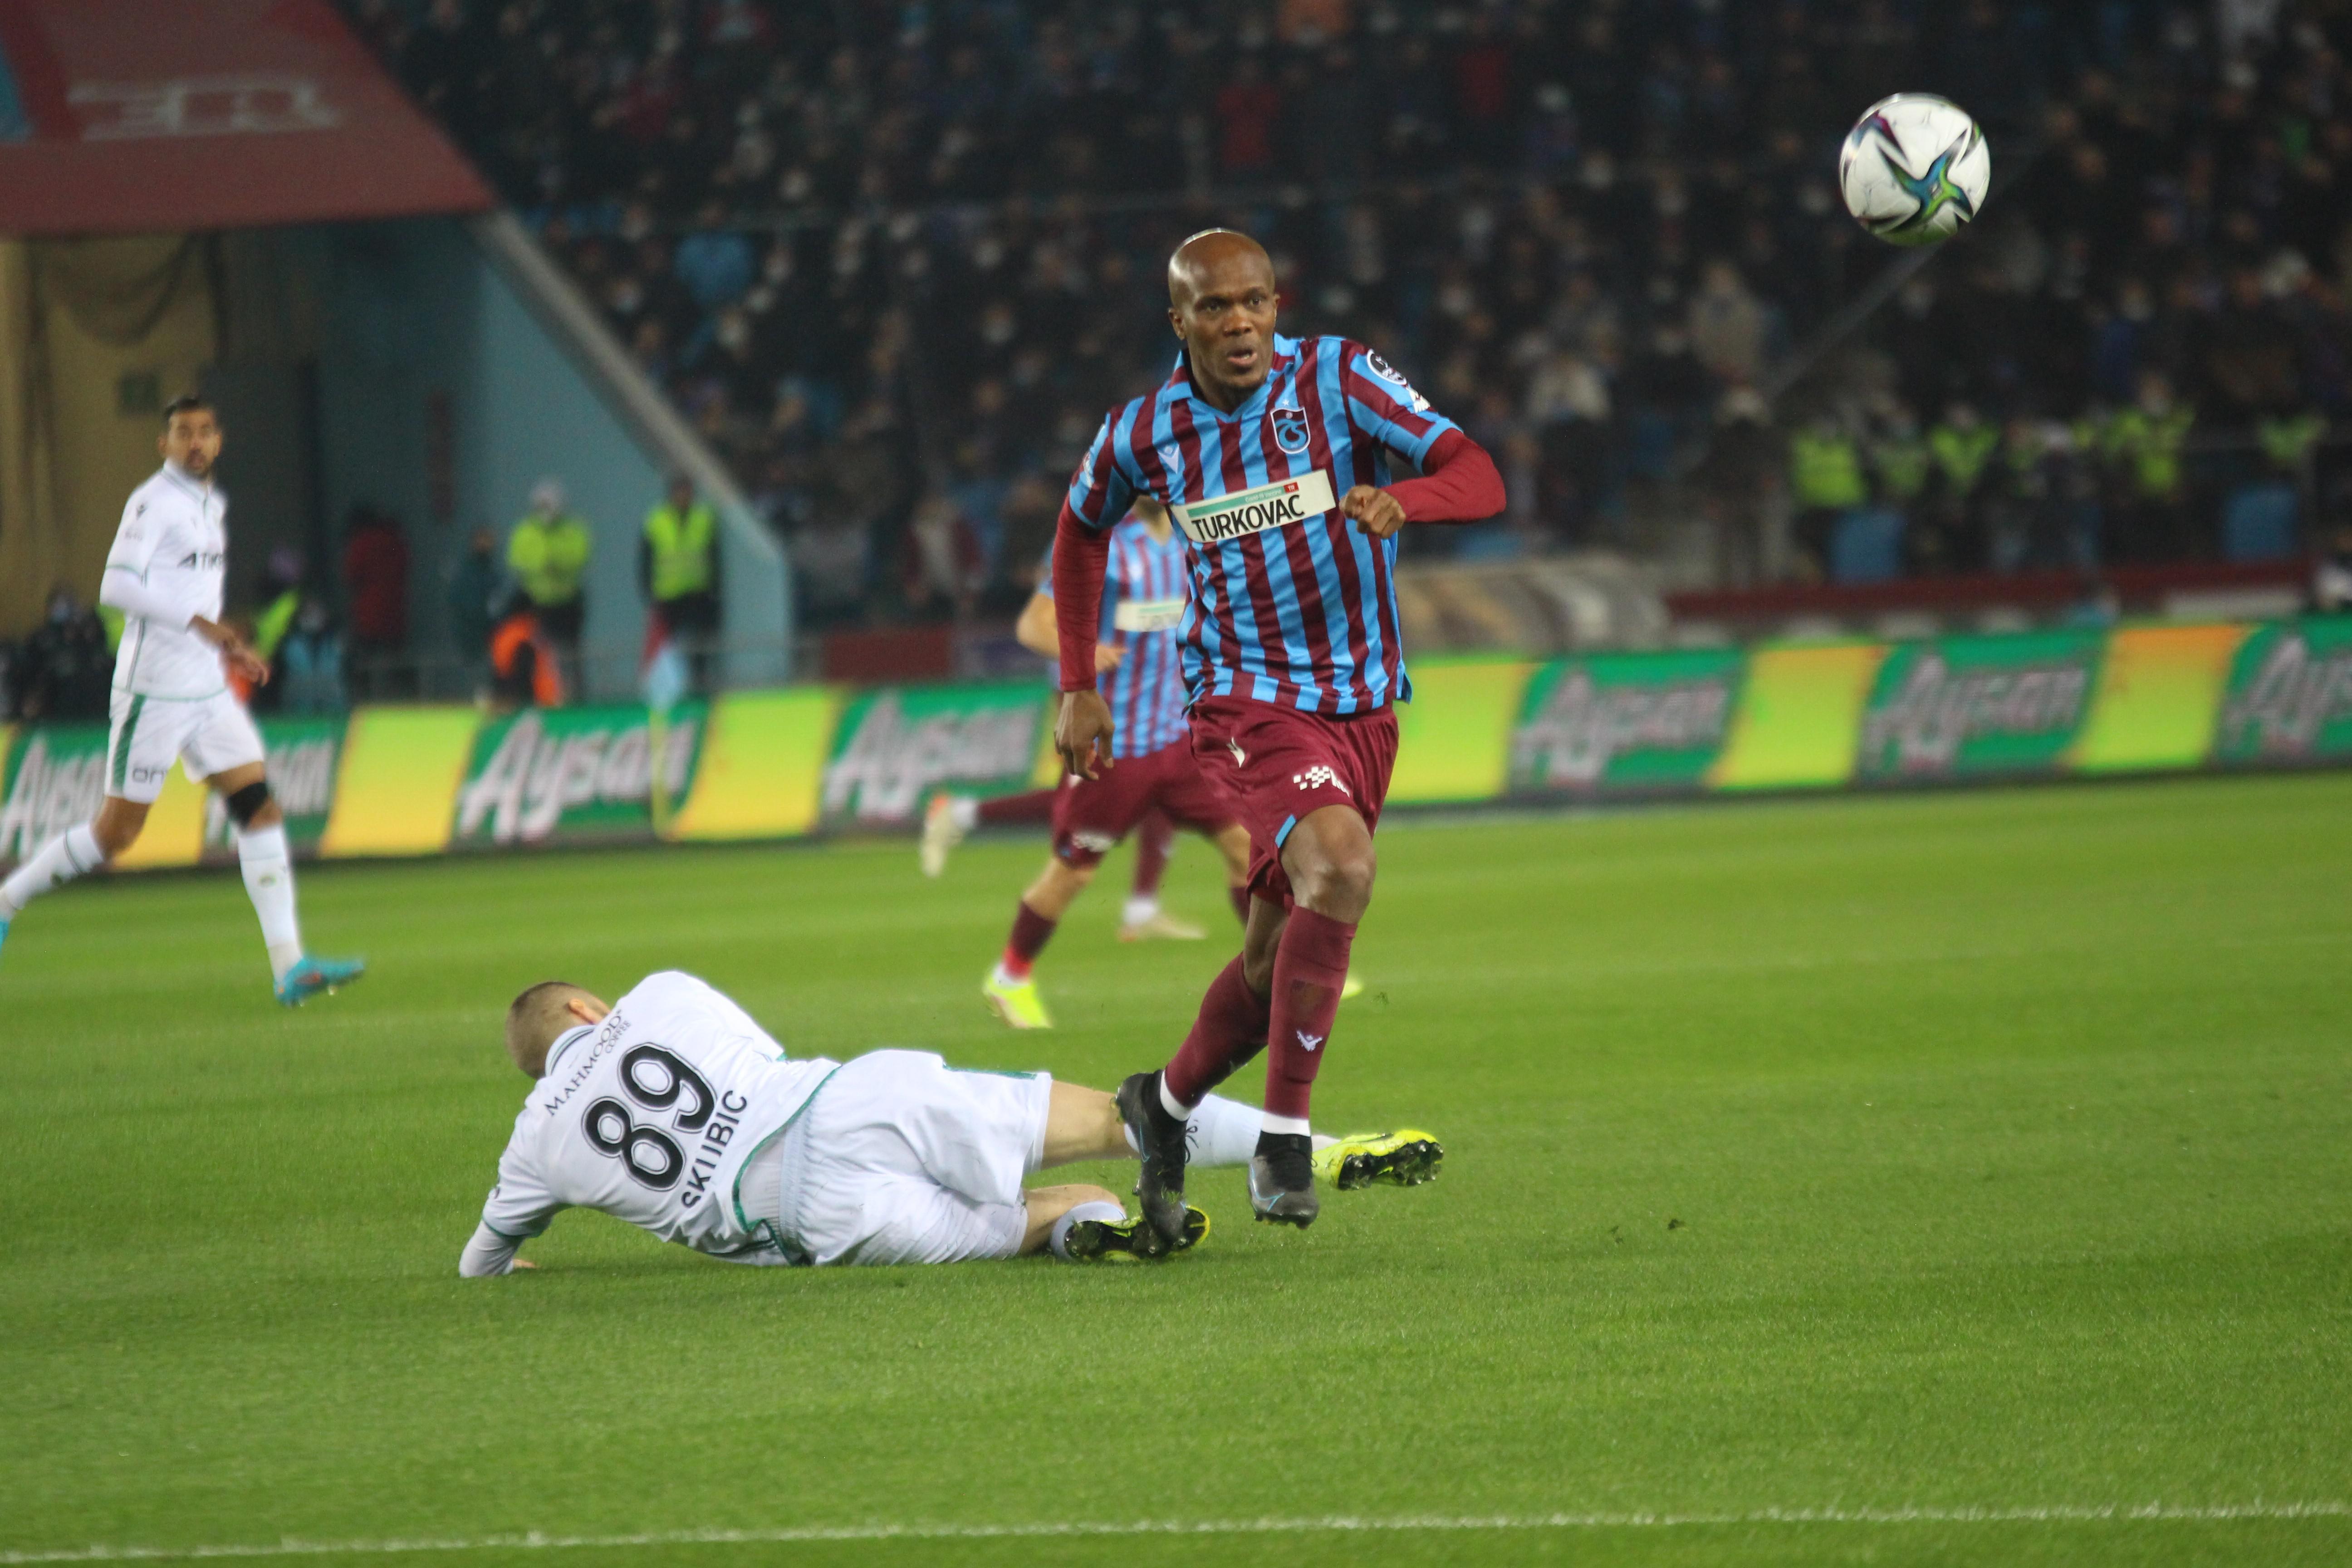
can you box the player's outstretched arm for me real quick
[459,1220,524,1277]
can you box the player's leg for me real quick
[1037,1078,1269,1170]
[0,796,147,944]
[0,690,172,951]
[1117,808,1203,940]
[194,696,363,1004]
[921,785,1057,877]
[1247,802,1375,1224]
[1210,820,1253,926]
[1022,1183,1126,1254]
[981,854,1094,1029]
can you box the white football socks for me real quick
[1124,1090,1265,1168]
[1048,1199,1126,1261]
[1122,894,1161,926]
[236,825,304,982]
[0,824,105,918]
[948,796,980,832]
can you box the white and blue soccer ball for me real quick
[1838,93,1990,247]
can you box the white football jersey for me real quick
[107,465,229,699]
[468,972,839,1272]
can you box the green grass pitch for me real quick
[3,773,2349,1567]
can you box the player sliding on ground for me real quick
[967,498,1254,1029]
[1054,230,1503,1248]
[461,970,1439,1273]
[0,397,363,1005]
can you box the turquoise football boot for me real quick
[276,954,366,1007]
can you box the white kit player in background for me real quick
[464,970,1434,1272]
[0,396,364,1005]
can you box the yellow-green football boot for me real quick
[981,970,1052,1029]
[1313,1129,1444,1190]
[1060,1205,1209,1262]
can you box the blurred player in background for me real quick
[0,397,364,1004]
[923,538,1191,939]
[464,970,1435,1272]
[1055,231,1501,1245]
[964,498,1254,1029]
[926,799,1191,941]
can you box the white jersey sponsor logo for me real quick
[1112,596,1186,633]
[1172,469,1337,546]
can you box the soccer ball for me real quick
[1838,93,1990,247]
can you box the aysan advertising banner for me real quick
[9,619,2352,873]
[1509,649,1745,795]
[0,721,108,867]
[452,702,706,848]
[1855,630,2106,781]
[822,682,1051,825]
[2212,618,2352,766]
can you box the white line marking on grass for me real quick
[5,1504,2347,1563]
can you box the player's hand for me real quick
[1055,689,1116,781]
[225,645,270,687]
[1340,485,1408,539]
[1094,645,1127,673]
[509,1258,538,1271]
[193,616,270,687]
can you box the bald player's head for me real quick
[1166,228,1270,308]
[1166,229,1278,409]
[505,980,608,1078]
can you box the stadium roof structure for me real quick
[0,0,493,237]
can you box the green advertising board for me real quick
[0,721,109,866]
[823,682,1051,824]
[451,702,707,847]
[2213,617,2352,765]
[1509,649,1745,794]
[1856,631,2105,780]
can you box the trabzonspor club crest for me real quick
[1269,407,1310,454]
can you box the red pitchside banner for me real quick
[0,0,493,236]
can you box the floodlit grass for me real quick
[3,774,2348,1567]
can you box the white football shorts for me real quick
[764,1049,1050,1266]
[105,688,265,804]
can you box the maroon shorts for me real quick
[1187,694,1400,907]
[1052,739,1240,869]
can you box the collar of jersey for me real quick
[161,462,210,500]
[1164,334,1298,424]
[541,1024,594,1075]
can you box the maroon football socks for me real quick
[1163,954,1272,1106]
[997,900,1057,982]
[1261,907,1356,1126]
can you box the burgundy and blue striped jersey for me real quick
[1063,334,1457,715]
[1040,514,1191,759]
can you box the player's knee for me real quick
[1293,843,1375,913]
[223,780,273,829]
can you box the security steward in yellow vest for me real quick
[641,475,723,690]
[508,479,593,653]
[1789,416,1868,576]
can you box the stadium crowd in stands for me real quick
[345,0,2352,623]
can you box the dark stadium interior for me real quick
[338,0,2352,628]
